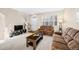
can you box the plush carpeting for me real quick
[0,35,53,50]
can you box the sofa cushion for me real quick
[74,32,79,43]
[53,35,66,44]
[68,40,79,50]
[67,28,79,38]
[52,41,69,50]
[64,34,72,43]
[62,27,71,37]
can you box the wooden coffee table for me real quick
[26,34,43,50]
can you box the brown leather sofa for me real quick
[52,27,79,50]
[38,26,54,36]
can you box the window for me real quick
[43,15,57,26]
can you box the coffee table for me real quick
[26,33,43,50]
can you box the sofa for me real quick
[38,26,54,36]
[52,27,79,50]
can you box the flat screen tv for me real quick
[14,25,23,31]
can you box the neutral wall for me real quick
[0,13,5,40]
[63,8,79,31]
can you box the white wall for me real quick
[63,8,79,31]
[0,13,5,40]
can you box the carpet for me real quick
[0,35,53,50]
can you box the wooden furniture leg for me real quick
[26,38,29,47]
[33,41,36,50]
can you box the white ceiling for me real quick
[14,8,64,15]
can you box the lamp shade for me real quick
[59,19,63,23]
[59,16,64,23]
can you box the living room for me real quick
[0,8,79,50]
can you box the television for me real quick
[14,25,23,31]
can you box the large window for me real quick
[43,15,57,26]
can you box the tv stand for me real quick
[10,29,26,37]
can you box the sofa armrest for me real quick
[52,41,69,50]
[54,32,62,35]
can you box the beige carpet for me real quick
[0,35,53,50]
